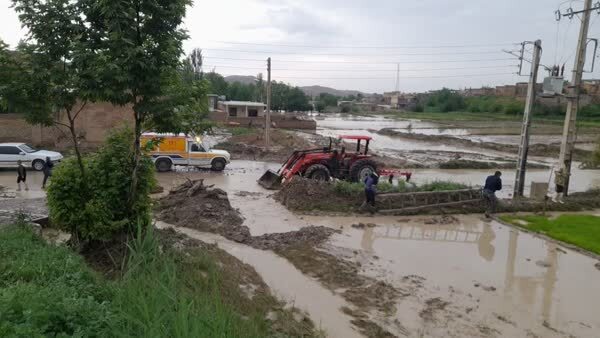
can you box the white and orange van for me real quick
[141,133,231,172]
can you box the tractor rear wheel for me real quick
[304,164,331,181]
[349,159,377,182]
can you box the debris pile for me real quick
[156,179,245,234]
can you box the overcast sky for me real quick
[2,0,600,93]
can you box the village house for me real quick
[217,100,266,118]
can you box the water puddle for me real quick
[155,221,361,338]
[303,214,600,337]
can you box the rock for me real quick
[204,203,213,209]
[595,262,600,271]
[536,260,552,268]
[352,223,366,229]
[482,285,496,292]
[366,223,376,228]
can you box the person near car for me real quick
[16,160,29,191]
[483,171,502,218]
[363,172,378,211]
[42,157,54,189]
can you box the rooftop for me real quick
[221,101,266,107]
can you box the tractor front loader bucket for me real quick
[258,169,283,190]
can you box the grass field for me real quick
[500,214,600,255]
[0,224,316,337]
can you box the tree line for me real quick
[204,72,313,112]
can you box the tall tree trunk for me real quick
[65,110,85,178]
[128,107,143,216]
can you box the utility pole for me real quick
[514,40,542,198]
[265,57,272,149]
[557,0,594,196]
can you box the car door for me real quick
[189,142,210,166]
[0,146,24,167]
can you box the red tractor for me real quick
[258,135,411,189]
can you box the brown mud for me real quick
[378,128,592,161]
[156,179,338,250]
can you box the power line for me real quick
[218,72,516,80]
[203,56,516,65]
[202,47,506,57]
[210,40,520,49]
[203,64,517,72]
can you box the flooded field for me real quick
[1,113,599,337]
[151,165,600,337]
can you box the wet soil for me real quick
[156,179,338,250]
[378,128,592,161]
[274,176,600,217]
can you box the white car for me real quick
[0,143,63,171]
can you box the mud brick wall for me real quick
[0,102,134,150]
[0,114,35,143]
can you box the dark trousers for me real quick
[42,172,51,187]
[365,189,376,206]
[483,189,497,216]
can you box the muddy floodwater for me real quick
[153,164,600,337]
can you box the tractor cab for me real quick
[338,135,372,155]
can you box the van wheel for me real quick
[211,158,226,171]
[32,159,45,171]
[155,159,172,172]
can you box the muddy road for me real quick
[152,164,600,338]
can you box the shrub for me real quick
[47,128,156,241]
[416,180,469,191]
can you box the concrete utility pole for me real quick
[557,0,593,196]
[514,40,542,198]
[265,57,272,149]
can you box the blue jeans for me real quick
[483,189,497,215]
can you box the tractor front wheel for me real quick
[304,164,331,181]
[349,159,377,182]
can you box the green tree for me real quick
[318,93,338,108]
[255,73,265,102]
[10,0,104,177]
[205,71,228,95]
[227,82,255,101]
[92,0,190,212]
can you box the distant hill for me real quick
[224,75,257,85]
[223,75,364,97]
[300,85,363,98]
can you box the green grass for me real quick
[228,127,256,136]
[333,179,468,196]
[0,224,308,337]
[500,214,600,255]
[0,225,114,337]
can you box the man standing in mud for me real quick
[363,172,378,213]
[483,171,502,218]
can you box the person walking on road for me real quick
[363,172,379,213]
[483,171,502,218]
[16,160,29,191]
[42,157,54,189]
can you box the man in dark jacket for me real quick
[483,171,502,218]
[16,160,29,191]
[42,157,54,189]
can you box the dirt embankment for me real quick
[155,179,337,250]
[274,177,600,216]
[378,128,592,160]
[215,129,320,163]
